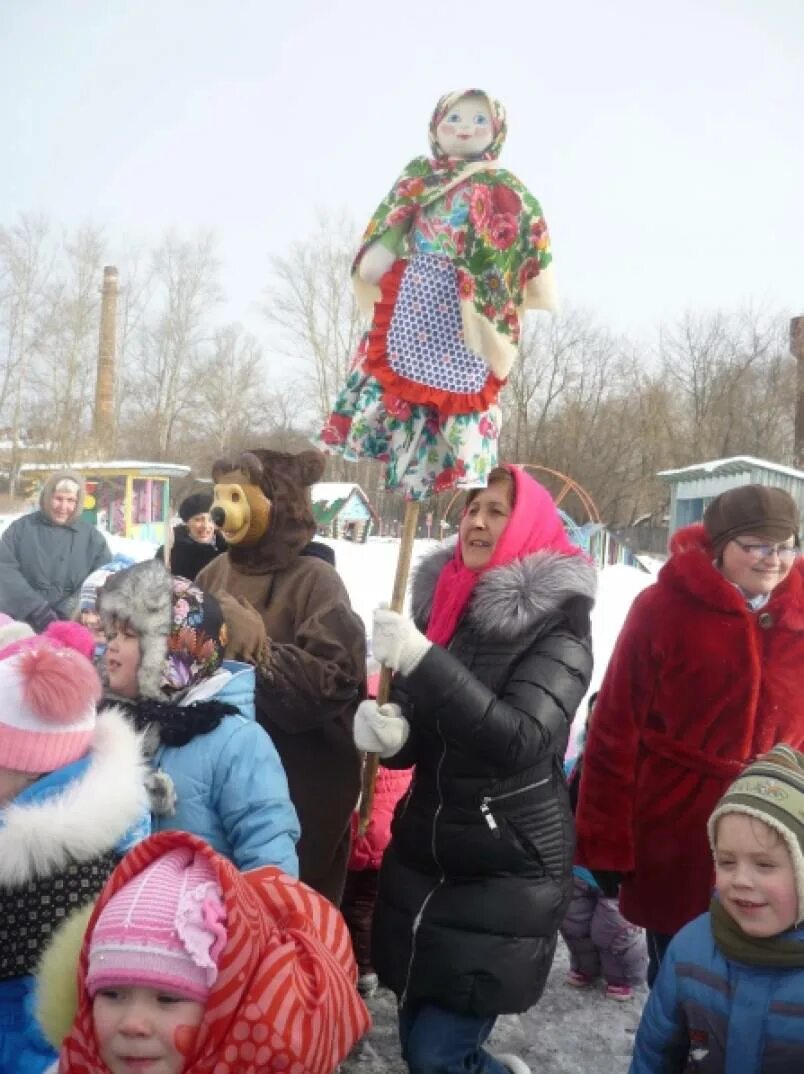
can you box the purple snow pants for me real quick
[559,875,648,986]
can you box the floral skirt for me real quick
[320,257,500,501]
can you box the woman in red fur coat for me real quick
[575,484,803,985]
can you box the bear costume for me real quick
[197,449,365,904]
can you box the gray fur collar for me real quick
[0,708,148,886]
[412,542,597,643]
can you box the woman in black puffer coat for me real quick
[355,465,595,1074]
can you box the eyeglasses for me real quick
[732,539,799,561]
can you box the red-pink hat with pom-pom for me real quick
[0,639,101,773]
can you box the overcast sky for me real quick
[2,0,802,350]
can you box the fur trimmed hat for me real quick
[86,845,227,1002]
[709,745,804,922]
[98,560,227,700]
[179,492,213,523]
[703,484,800,556]
[0,640,101,773]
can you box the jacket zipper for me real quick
[399,719,447,1008]
[480,776,550,837]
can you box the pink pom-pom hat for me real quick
[0,640,100,774]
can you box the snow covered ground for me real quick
[345,940,646,1074]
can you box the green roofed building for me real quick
[311,482,377,543]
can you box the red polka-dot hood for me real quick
[55,831,371,1073]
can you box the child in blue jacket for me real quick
[98,559,300,875]
[630,744,804,1073]
[0,625,149,1074]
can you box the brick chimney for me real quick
[94,265,119,457]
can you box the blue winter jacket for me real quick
[149,661,300,875]
[630,912,804,1073]
[0,734,149,1074]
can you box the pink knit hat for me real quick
[0,640,100,773]
[87,846,228,1003]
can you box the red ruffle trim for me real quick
[365,259,505,416]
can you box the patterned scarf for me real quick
[353,89,552,348]
[426,465,588,647]
[58,830,371,1074]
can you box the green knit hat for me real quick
[708,745,804,921]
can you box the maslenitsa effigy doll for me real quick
[320,88,556,499]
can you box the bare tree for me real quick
[193,323,269,456]
[657,307,791,460]
[28,225,106,459]
[0,215,54,486]
[262,212,366,426]
[124,232,222,458]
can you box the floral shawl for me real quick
[353,89,556,380]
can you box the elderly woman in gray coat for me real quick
[0,470,110,630]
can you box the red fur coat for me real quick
[576,523,804,935]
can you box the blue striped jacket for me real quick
[630,913,804,1073]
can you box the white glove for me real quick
[354,700,410,758]
[372,607,432,676]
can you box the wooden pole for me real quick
[358,499,421,834]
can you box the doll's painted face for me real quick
[436,94,493,158]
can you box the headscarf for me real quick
[426,466,587,646]
[57,830,371,1074]
[428,88,508,161]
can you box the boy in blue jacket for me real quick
[630,744,804,1073]
[98,559,300,875]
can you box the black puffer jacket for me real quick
[157,525,228,581]
[373,545,595,1017]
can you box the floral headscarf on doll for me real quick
[352,88,554,359]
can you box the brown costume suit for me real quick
[198,449,365,903]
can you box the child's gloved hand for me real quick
[372,607,431,676]
[354,700,410,758]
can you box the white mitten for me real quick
[372,607,432,676]
[353,700,410,758]
[357,241,397,285]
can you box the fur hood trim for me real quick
[36,901,95,1049]
[99,559,172,699]
[0,708,148,886]
[412,543,597,643]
